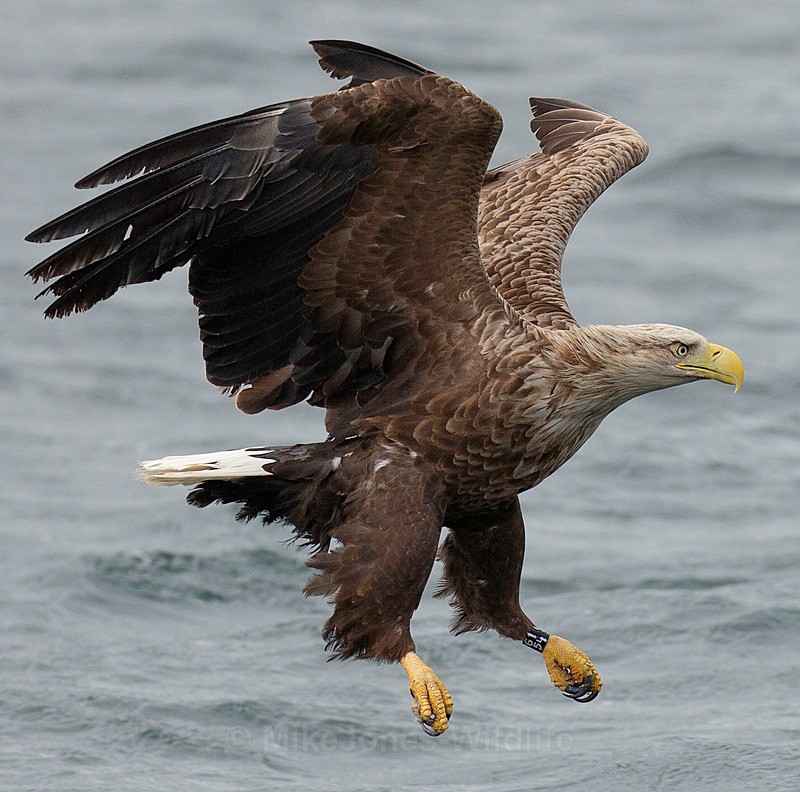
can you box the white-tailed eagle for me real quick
[26,40,743,735]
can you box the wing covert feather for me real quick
[479,97,649,328]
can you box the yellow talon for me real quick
[400,651,453,735]
[541,634,603,701]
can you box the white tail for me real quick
[137,447,275,486]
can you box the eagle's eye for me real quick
[672,343,690,358]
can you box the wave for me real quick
[631,145,800,217]
[647,144,800,176]
[86,546,305,605]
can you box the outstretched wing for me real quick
[478,98,649,329]
[27,41,504,419]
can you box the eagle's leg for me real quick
[437,497,602,701]
[304,447,453,733]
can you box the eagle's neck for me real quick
[541,324,678,409]
[502,324,672,489]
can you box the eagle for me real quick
[26,40,743,736]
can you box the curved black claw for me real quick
[562,674,600,702]
[420,716,442,737]
[410,690,451,736]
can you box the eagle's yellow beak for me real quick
[676,343,744,392]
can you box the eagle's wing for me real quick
[478,98,649,329]
[27,41,504,417]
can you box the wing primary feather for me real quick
[37,209,204,317]
[529,97,597,115]
[26,174,206,281]
[72,104,289,189]
[309,39,432,85]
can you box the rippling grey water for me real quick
[2,1,799,790]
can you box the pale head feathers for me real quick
[542,323,711,409]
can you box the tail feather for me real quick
[137,446,276,486]
[138,438,361,549]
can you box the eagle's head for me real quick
[548,323,744,410]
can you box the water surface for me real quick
[2,2,799,790]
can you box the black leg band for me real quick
[523,627,550,653]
